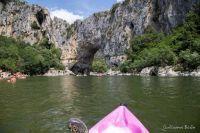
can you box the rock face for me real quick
[43,68,75,76]
[0,2,50,44]
[140,66,158,76]
[157,66,180,77]
[0,1,77,68]
[0,0,198,74]
[69,0,198,74]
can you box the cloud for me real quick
[50,9,84,24]
[116,0,125,3]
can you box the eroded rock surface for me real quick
[0,1,77,68]
[0,0,198,74]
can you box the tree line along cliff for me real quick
[0,0,199,75]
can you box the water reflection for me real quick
[0,76,199,132]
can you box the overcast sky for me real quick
[27,0,125,24]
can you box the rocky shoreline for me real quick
[43,68,75,76]
[43,66,200,77]
[1,67,199,81]
[0,70,28,83]
[90,67,200,77]
[139,66,200,77]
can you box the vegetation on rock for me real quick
[110,3,120,16]
[122,0,131,6]
[66,25,75,39]
[120,5,200,73]
[92,58,108,73]
[31,21,40,30]
[0,0,25,5]
[0,36,64,75]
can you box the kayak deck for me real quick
[89,106,149,133]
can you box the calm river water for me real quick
[0,76,199,133]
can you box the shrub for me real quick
[31,21,40,30]
[120,6,200,72]
[110,3,120,21]
[119,60,132,73]
[179,50,200,70]
[0,35,64,75]
[121,46,177,72]
[122,0,131,6]
[133,46,177,69]
[0,58,18,72]
[39,38,54,49]
[128,33,164,54]
[92,58,108,73]
[0,0,25,5]
[110,3,120,16]
[66,26,74,39]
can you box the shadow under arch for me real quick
[70,41,101,75]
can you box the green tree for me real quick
[31,21,40,30]
[120,4,200,72]
[0,35,64,75]
[92,58,108,73]
[179,50,200,70]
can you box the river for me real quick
[0,76,199,133]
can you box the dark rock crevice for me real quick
[35,9,46,25]
[70,42,101,75]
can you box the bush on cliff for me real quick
[179,50,200,71]
[92,58,108,73]
[0,0,25,5]
[0,36,64,75]
[120,45,177,72]
[120,5,200,72]
[31,21,40,30]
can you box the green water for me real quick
[0,76,199,133]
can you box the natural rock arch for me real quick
[70,41,101,75]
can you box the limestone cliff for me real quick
[0,0,199,74]
[70,0,199,74]
[0,1,77,68]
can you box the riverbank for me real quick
[1,66,199,81]
[90,67,200,77]
[139,66,200,77]
[43,68,75,76]
[0,70,28,83]
[42,66,200,77]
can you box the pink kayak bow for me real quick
[89,106,149,133]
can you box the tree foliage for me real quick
[120,5,200,72]
[0,0,25,5]
[92,58,108,73]
[0,36,64,75]
[31,21,40,30]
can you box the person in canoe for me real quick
[68,105,149,133]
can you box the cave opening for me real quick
[70,43,100,75]
[35,10,46,25]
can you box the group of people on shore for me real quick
[0,69,27,83]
